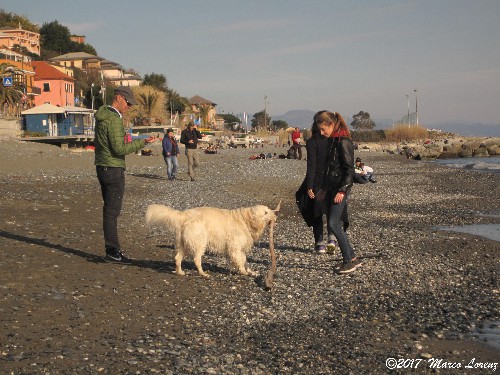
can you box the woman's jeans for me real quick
[327,194,355,263]
[96,166,125,253]
[164,156,178,179]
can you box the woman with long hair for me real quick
[315,111,362,274]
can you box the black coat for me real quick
[305,133,329,190]
[323,136,354,193]
[180,128,202,149]
[296,133,350,229]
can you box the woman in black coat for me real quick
[304,120,336,253]
[315,111,362,274]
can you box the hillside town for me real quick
[0,21,232,141]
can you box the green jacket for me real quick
[94,105,146,168]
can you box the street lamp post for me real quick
[414,89,418,126]
[263,95,267,133]
[406,94,410,127]
[91,83,95,132]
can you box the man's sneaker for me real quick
[315,245,326,254]
[105,251,133,264]
[326,240,338,253]
[337,261,359,274]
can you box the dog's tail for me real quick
[145,204,184,231]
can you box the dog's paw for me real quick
[176,270,186,276]
[245,269,258,277]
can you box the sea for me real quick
[431,156,500,350]
[431,156,500,242]
[432,156,500,175]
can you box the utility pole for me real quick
[414,89,418,126]
[263,95,267,133]
[406,94,410,127]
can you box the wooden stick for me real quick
[264,219,276,290]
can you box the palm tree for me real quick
[0,63,23,116]
[197,104,210,128]
[137,91,160,129]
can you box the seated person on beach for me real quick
[354,157,377,183]
[204,145,217,154]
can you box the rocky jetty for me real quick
[356,136,500,160]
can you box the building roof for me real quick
[49,52,104,62]
[189,95,217,106]
[63,105,94,114]
[32,61,74,81]
[21,103,66,115]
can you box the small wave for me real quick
[434,157,500,174]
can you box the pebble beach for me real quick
[0,139,498,374]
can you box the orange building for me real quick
[0,25,40,56]
[0,51,39,109]
[32,61,75,107]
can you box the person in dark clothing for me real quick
[305,121,337,253]
[316,110,362,274]
[162,128,180,180]
[180,122,202,181]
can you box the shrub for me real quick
[351,130,386,143]
[385,125,428,142]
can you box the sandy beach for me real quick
[0,139,498,374]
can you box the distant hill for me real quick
[272,110,394,130]
[429,122,499,137]
[271,110,316,128]
[271,110,499,137]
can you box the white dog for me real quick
[145,204,278,277]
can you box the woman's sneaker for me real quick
[326,240,338,253]
[350,257,363,268]
[315,244,326,254]
[337,261,358,274]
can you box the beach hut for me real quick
[21,104,94,136]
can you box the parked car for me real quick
[232,133,250,148]
[198,134,214,144]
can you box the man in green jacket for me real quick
[94,86,156,263]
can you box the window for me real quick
[43,83,50,92]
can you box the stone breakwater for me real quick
[0,140,498,374]
[356,136,500,159]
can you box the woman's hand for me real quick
[307,189,315,199]
[333,192,345,204]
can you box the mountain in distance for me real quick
[271,110,316,128]
[271,110,394,129]
[272,110,499,137]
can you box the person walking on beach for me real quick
[291,127,303,160]
[316,110,362,274]
[94,86,157,263]
[180,122,202,181]
[162,128,180,180]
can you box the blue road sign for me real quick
[3,76,13,86]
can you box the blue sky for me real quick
[5,0,500,127]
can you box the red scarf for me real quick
[330,129,350,138]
